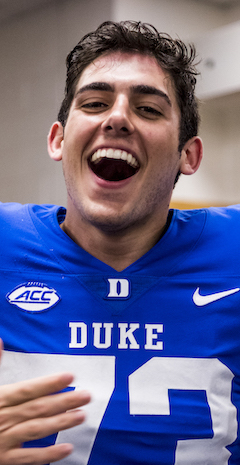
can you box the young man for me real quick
[0,20,239,464]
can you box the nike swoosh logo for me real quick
[193,287,240,306]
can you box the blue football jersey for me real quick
[0,202,240,464]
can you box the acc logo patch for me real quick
[6,282,61,312]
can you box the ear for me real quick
[180,136,203,175]
[47,122,64,161]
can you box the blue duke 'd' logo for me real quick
[6,282,61,312]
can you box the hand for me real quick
[0,341,91,464]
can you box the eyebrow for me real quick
[75,82,172,107]
[131,85,172,107]
[75,82,113,95]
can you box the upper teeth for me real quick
[91,148,139,168]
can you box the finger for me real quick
[3,408,86,447]
[0,389,91,432]
[0,372,76,408]
[0,443,73,465]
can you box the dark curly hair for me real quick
[58,20,200,151]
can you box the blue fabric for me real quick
[0,202,239,464]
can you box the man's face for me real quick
[57,52,185,232]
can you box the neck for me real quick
[61,212,170,271]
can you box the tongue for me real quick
[90,158,136,181]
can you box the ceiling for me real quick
[0,0,239,24]
[0,0,56,23]
[193,0,240,6]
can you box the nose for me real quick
[101,95,134,136]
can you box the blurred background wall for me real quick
[0,0,240,207]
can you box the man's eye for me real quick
[138,106,162,116]
[82,102,107,110]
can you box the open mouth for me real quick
[88,148,140,182]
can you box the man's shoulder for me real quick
[0,203,62,236]
[174,204,240,225]
[171,204,240,249]
[173,204,240,256]
[207,204,240,218]
[0,202,60,220]
[0,202,26,214]
[203,204,240,232]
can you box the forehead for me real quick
[75,51,177,102]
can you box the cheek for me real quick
[145,125,176,149]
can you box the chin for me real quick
[91,217,130,234]
[83,208,135,234]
